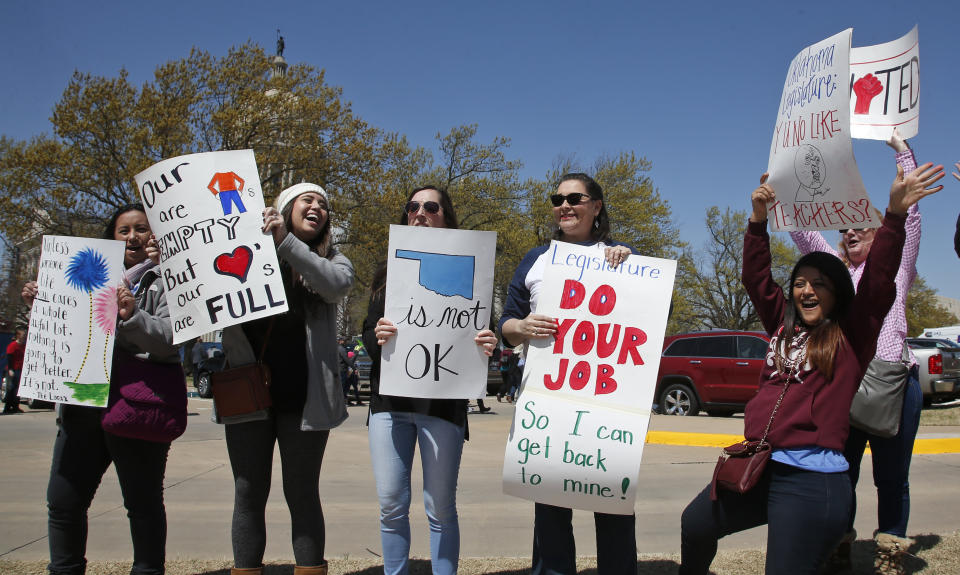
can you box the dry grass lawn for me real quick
[920,401,960,426]
[2,531,958,574]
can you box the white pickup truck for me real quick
[906,338,960,405]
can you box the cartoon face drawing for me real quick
[794,144,828,202]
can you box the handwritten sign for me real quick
[502,241,676,514]
[380,225,496,399]
[134,150,288,344]
[766,29,876,233]
[849,25,919,140]
[19,236,125,407]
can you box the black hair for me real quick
[102,203,147,240]
[552,173,610,242]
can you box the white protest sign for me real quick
[521,242,675,406]
[850,26,919,140]
[380,225,496,399]
[503,393,647,514]
[134,150,288,344]
[767,29,877,233]
[502,241,676,514]
[20,236,125,407]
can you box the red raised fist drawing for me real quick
[853,73,884,115]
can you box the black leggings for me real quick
[224,409,330,568]
[680,461,850,575]
[47,405,170,575]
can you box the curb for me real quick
[645,431,960,454]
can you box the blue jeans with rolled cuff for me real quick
[368,411,465,575]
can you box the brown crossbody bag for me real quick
[211,319,274,418]
[710,345,805,500]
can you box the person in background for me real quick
[789,131,929,574]
[3,327,26,414]
[953,163,960,259]
[220,182,353,575]
[363,185,497,575]
[679,161,944,575]
[499,173,638,575]
[339,339,360,406]
[23,203,184,575]
[191,336,205,382]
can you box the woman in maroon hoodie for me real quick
[679,162,945,575]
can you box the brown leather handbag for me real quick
[211,320,274,418]
[710,346,804,500]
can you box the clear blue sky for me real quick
[3,1,959,303]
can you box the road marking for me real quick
[646,431,960,454]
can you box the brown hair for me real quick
[776,251,855,380]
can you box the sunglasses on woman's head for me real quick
[405,201,441,215]
[550,192,591,207]
[839,228,871,234]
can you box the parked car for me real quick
[905,338,960,405]
[0,375,54,410]
[194,343,226,398]
[655,331,771,416]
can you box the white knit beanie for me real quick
[275,182,328,213]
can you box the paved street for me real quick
[1,398,959,564]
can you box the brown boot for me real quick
[874,532,912,575]
[822,529,855,574]
[231,568,262,575]
[294,563,328,575]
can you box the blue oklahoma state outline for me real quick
[395,250,475,299]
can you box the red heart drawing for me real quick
[213,246,253,283]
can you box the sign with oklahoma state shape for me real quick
[134,150,288,344]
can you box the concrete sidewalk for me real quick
[1,398,959,565]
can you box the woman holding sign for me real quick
[788,131,927,573]
[499,173,638,575]
[23,203,184,575]
[363,185,497,575]
[221,183,353,575]
[678,163,945,575]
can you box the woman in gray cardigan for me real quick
[221,183,353,575]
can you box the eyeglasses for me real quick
[839,228,872,234]
[550,192,592,207]
[405,201,441,215]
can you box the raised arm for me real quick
[744,174,787,335]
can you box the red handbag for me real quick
[710,345,804,500]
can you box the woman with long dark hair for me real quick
[362,185,497,575]
[221,182,353,575]
[23,203,184,575]
[679,162,945,575]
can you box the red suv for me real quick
[655,331,771,416]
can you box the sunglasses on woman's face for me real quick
[405,200,441,215]
[550,192,591,207]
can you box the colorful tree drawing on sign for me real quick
[93,285,119,384]
[64,248,111,402]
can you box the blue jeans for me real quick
[532,503,637,575]
[680,461,851,575]
[368,411,465,575]
[845,369,922,537]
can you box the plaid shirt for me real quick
[789,149,919,366]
